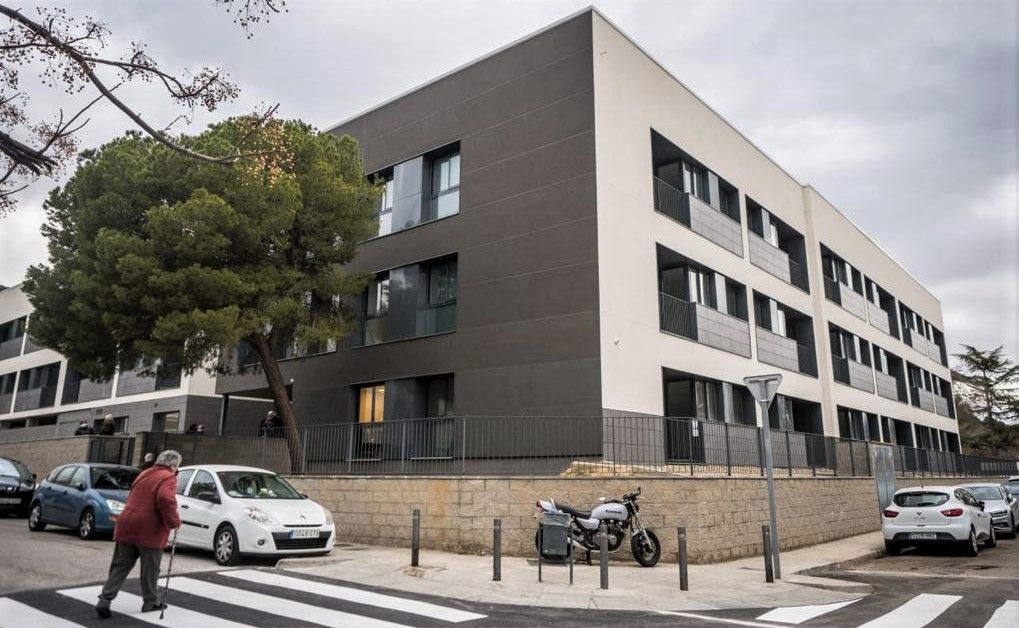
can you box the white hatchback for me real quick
[174,465,335,565]
[882,486,995,557]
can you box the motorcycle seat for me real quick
[556,503,591,519]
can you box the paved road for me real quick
[0,515,272,594]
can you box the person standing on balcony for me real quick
[74,421,94,435]
[99,414,116,436]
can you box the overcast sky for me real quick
[2,0,1016,359]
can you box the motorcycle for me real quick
[535,487,661,567]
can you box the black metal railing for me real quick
[789,257,809,292]
[797,343,818,376]
[163,415,1019,479]
[823,275,841,305]
[659,292,698,340]
[831,355,850,384]
[653,177,690,225]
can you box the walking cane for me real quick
[160,529,179,620]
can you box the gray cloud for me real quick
[1,0,1016,358]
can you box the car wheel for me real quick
[985,525,997,549]
[78,508,97,540]
[964,527,979,557]
[28,503,46,531]
[214,524,241,566]
[884,541,901,556]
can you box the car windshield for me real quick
[893,491,949,507]
[90,467,139,490]
[0,459,32,482]
[965,486,1003,501]
[217,471,302,499]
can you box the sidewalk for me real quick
[278,531,886,612]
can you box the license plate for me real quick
[909,532,937,540]
[0,498,20,504]
[289,529,320,539]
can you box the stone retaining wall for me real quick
[0,436,92,477]
[287,474,1006,564]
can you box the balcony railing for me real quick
[659,292,697,340]
[874,370,902,402]
[833,356,874,392]
[797,343,818,376]
[653,178,743,256]
[934,395,951,417]
[749,232,791,284]
[867,301,891,336]
[911,386,936,413]
[788,257,809,292]
[823,275,841,305]
[0,336,22,360]
[823,277,867,320]
[756,326,798,372]
[12,385,57,412]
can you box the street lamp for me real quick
[744,373,783,579]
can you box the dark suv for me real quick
[0,456,36,517]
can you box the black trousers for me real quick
[99,542,163,608]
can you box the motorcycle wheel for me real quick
[631,528,661,567]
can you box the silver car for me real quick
[963,483,1019,538]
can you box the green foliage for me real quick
[957,396,1019,458]
[953,345,1019,425]
[23,120,379,382]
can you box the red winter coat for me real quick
[114,465,181,549]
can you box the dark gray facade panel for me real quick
[216,12,599,424]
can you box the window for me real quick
[893,491,949,507]
[68,466,87,488]
[357,384,385,423]
[176,469,195,495]
[52,466,75,485]
[428,260,457,306]
[91,467,138,490]
[367,275,390,317]
[187,470,218,499]
[432,152,460,219]
[378,175,394,238]
[426,376,454,417]
[687,267,714,306]
[683,162,708,201]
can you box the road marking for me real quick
[983,600,1019,628]
[844,569,1019,582]
[0,598,84,627]
[221,569,486,623]
[655,610,785,627]
[169,577,411,628]
[57,586,252,628]
[857,593,961,628]
[756,598,861,624]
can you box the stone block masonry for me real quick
[0,436,91,477]
[287,475,1005,564]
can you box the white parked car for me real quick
[882,486,995,557]
[962,483,1019,538]
[174,465,335,565]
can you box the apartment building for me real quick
[215,8,959,455]
[0,285,265,440]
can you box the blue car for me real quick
[28,463,139,540]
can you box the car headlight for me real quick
[106,499,125,514]
[244,506,277,526]
[322,507,334,525]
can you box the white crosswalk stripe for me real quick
[57,586,254,628]
[755,598,861,624]
[0,597,84,628]
[856,593,961,628]
[168,576,413,628]
[221,569,487,623]
[983,600,1019,628]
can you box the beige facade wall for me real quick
[290,474,1008,564]
[589,11,955,440]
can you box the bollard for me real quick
[537,524,543,582]
[762,524,774,584]
[599,522,609,590]
[411,509,421,567]
[493,518,501,582]
[677,526,688,591]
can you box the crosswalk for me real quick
[755,594,1018,627]
[0,569,487,628]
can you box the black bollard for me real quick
[599,522,609,590]
[677,526,688,591]
[411,509,421,567]
[762,524,774,584]
[493,518,502,582]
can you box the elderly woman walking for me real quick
[95,449,182,619]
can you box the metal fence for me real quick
[173,415,1019,479]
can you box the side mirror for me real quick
[978,500,985,511]
[31,473,37,481]
[300,493,308,499]
[196,491,221,504]
[74,481,86,491]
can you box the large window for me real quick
[431,151,460,219]
[359,255,458,346]
[428,260,457,305]
[368,275,390,317]
[426,376,455,418]
[368,143,461,239]
[378,175,394,237]
[357,384,385,423]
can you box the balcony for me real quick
[907,333,943,365]
[22,336,42,354]
[659,293,751,358]
[12,385,57,412]
[756,327,798,372]
[0,392,11,414]
[874,370,901,402]
[749,233,791,283]
[653,178,743,257]
[833,356,875,392]
[912,386,936,413]
[934,395,951,417]
[867,301,891,336]
[0,336,22,360]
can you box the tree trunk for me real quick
[249,333,305,474]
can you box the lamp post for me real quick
[744,373,783,579]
